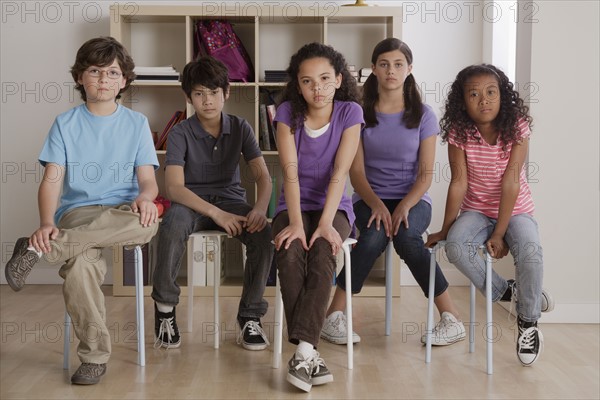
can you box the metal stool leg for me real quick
[342,238,356,370]
[63,312,71,370]
[384,241,393,336]
[272,272,283,369]
[425,241,443,363]
[134,246,145,367]
[484,250,493,375]
[469,283,476,353]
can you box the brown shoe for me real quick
[71,363,107,385]
[5,237,39,291]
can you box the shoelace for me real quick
[518,326,538,351]
[311,351,326,375]
[236,320,271,346]
[154,317,177,349]
[293,354,314,375]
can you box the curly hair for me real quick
[363,38,423,129]
[70,36,135,102]
[278,42,360,134]
[439,64,532,152]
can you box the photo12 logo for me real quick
[1,2,140,24]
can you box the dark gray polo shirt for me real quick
[165,113,262,201]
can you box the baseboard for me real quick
[0,264,114,285]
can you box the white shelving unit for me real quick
[110,4,403,297]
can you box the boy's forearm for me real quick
[38,180,60,226]
[167,184,220,219]
[254,176,272,215]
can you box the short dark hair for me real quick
[180,56,230,99]
[70,36,135,101]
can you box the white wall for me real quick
[526,0,599,322]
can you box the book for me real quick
[266,104,277,150]
[155,110,186,150]
[134,65,180,81]
[259,104,271,151]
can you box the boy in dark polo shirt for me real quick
[151,57,274,350]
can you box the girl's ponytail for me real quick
[402,73,423,129]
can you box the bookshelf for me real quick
[110,4,403,297]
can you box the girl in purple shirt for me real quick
[272,42,363,392]
[322,38,466,347]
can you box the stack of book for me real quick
[264,70,287,82]
[259,103,277,151]
[134,66,180,81]
[155,110,186,150]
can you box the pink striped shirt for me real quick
[447,119,535,219]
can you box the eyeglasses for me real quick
[85,68,123,79]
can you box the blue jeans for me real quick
[151,198,273,319]
[445,211,544,322]
[337,199,449,297]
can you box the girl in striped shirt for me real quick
[426,64,553,367]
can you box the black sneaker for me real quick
[502,279,555,313]
[154,303,181,349]
[237,316,269,351]
[71,362,107,385]
[5,237,40,291]
[516,317,543,366]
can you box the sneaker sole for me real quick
[320,333,361,345]
[542,291,555,313]
[5,238,35,292]
[242,342,268,351]
[286,373,312,392]
[312,374,334,385]
[421,333,466,346]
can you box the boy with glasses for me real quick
[4,36,159,385]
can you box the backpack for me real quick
[194,20,254,82]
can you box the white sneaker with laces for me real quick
[320,311,361,345]
[421,311,466,346]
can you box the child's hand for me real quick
[213,210,247,237]
[309,224,342,256]
[391,202,410,235]
[486,234,508,259]
[245,209,268,233]
[30,224,60,254]
[274,223,308,251]
[425,231,446,248]
[132,197,158,227]
[367,201,392,238]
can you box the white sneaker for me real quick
[320,311,361,345]
[421,311,466,346]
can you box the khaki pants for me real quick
[49,204,158,364]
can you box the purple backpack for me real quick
[195,20,254,82]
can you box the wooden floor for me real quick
[1,285,598,400]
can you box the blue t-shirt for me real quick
[274,100,364,227]
[354,103,439,205]
[39,104,159,223]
